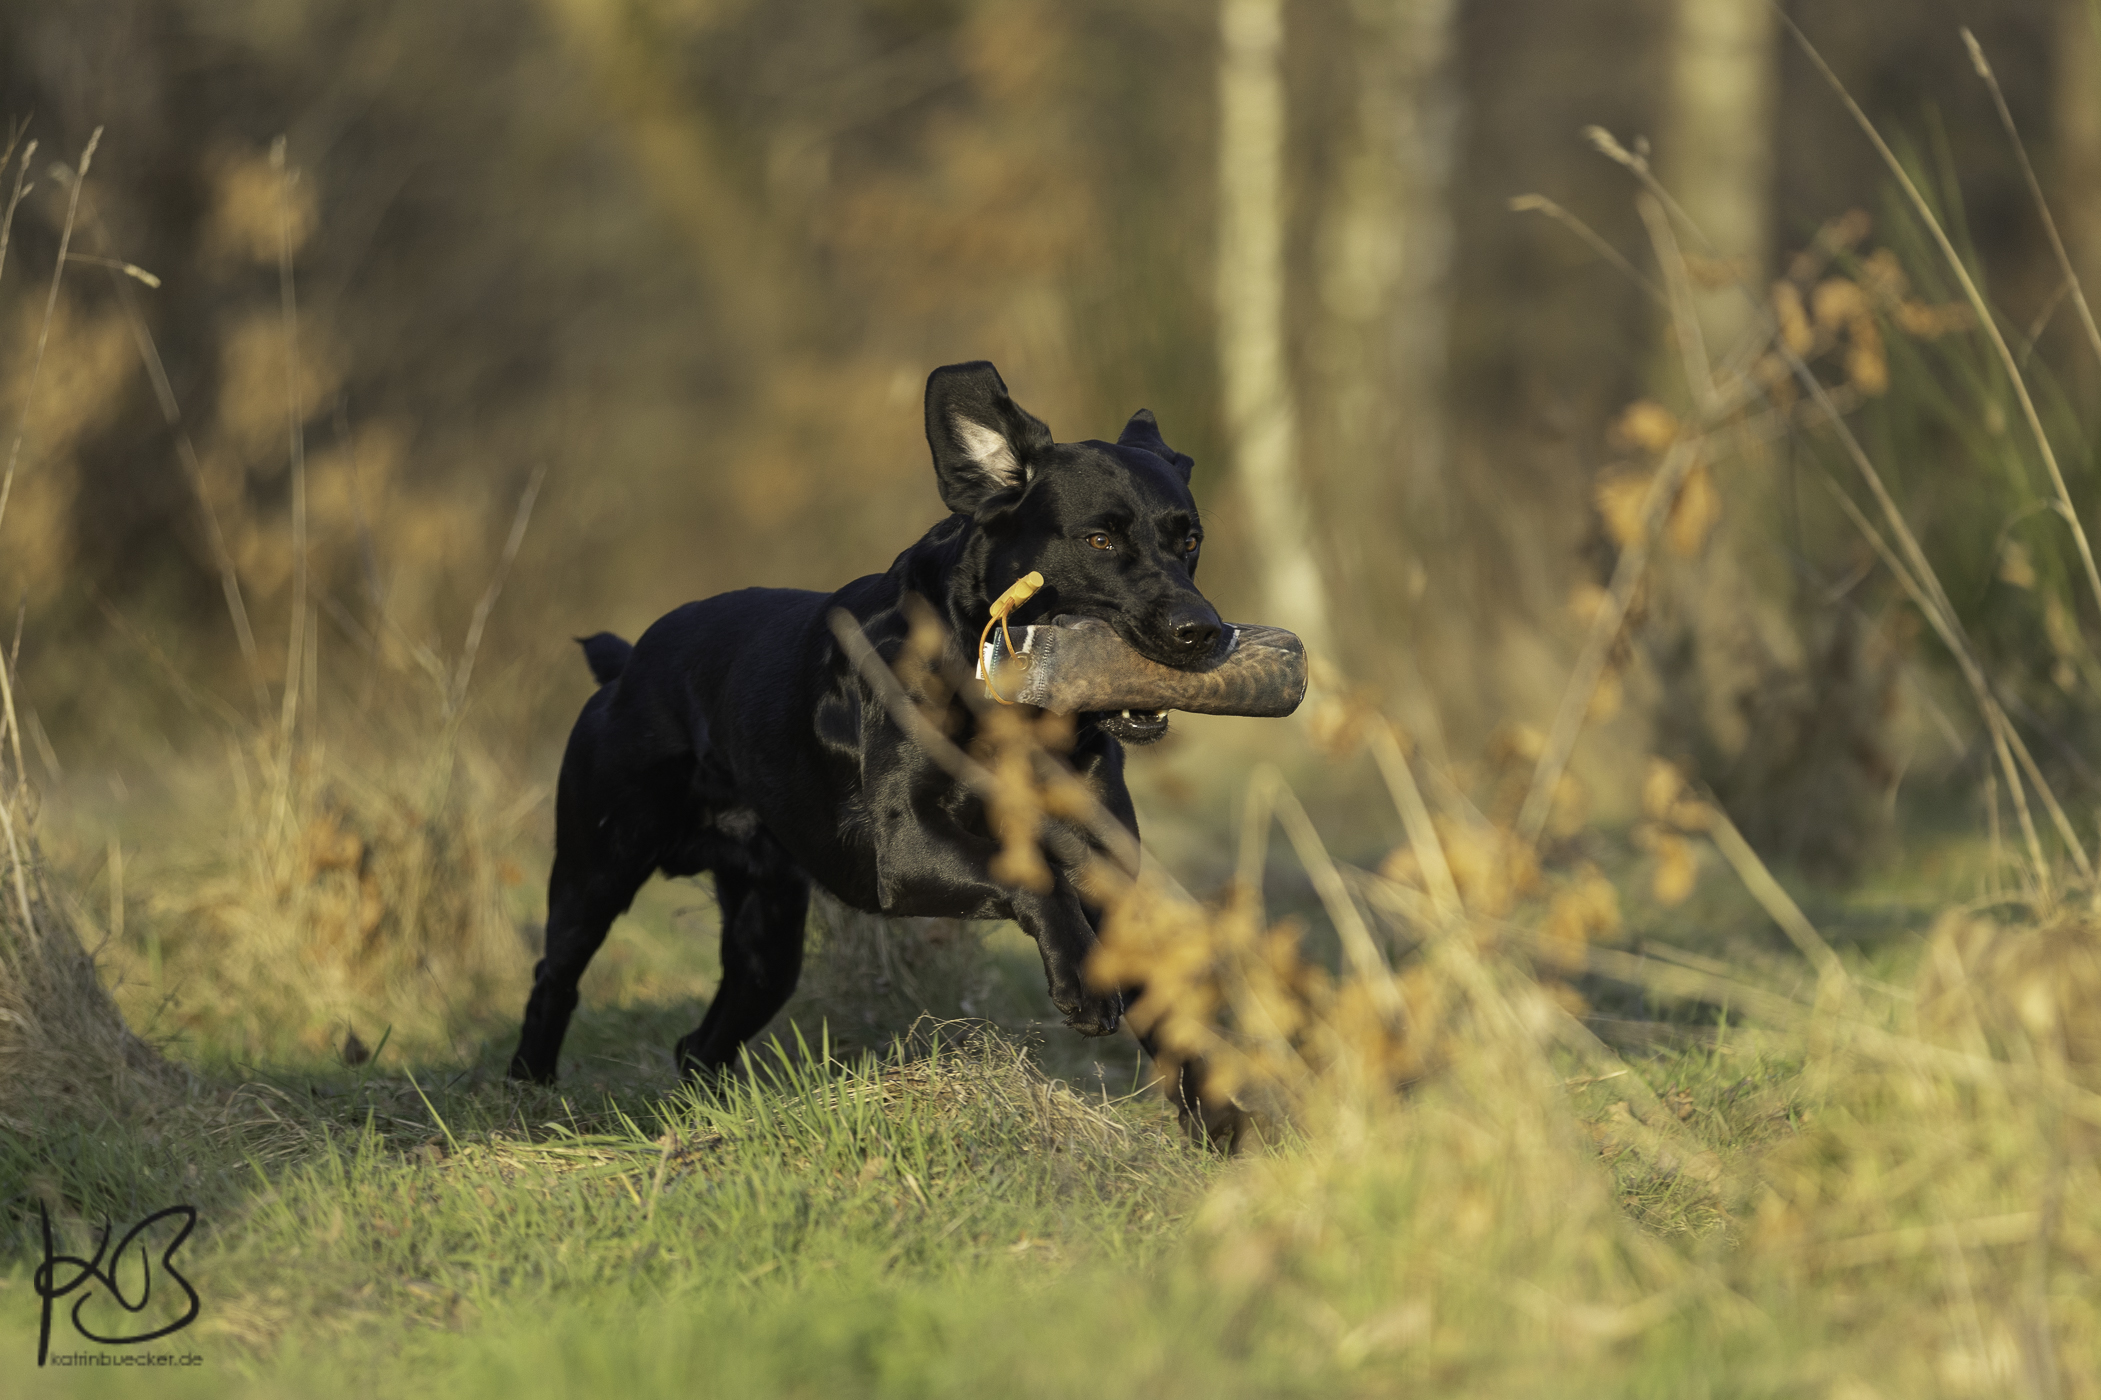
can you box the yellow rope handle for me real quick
[978,571,1045,705]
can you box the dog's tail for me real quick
[576,632,633,685]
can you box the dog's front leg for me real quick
[1011,877,1123,1037]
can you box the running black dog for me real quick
[507,361,1241,1143]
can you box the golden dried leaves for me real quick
[1433,817,1539,920]
[1764,241,1969,403]
[1647,833,1698,907]
[1636,759,1709,907]
[1610,399,1680,454]
[1592,460,1720,557]
[1640,757,1711,831]
[1540,863,1620,969]
[1307,684,1387,759]
[974,705,1063,894]
[1594,471,1652,550]
[1772,281,1815,357]
[206,146,317,266]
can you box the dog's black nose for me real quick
[1170,613,1222,655]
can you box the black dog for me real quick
[507,361,1240,1143]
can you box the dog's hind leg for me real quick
[507,841,655,1083]
[674,844,810,1079]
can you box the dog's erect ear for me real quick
[925,361,1055,514]
[1117,408,1194,483]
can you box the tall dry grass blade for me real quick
[0,787,35,942]
[450,462,548,716]
[0,127,98,540]
[1816,474,2065,893]
[1963,27,2101,371]
[1698,798,1854,1002]
[1563,109,2088,892]
[1995,690,2097,881]
[269,136,309,855]
[1781,14,2101,626]
[1,605,21,788]
[0,130,98,946]
[1256,766,1406,1022]
[1583,125,1716,256]
[1235,757,1277,920]
[1368,722,1461,922]
[82,198,269,718]
[1508,194,1667,306]
[0,136,35,290]
[1518,164,1759,844]
[1637,192,1718,415]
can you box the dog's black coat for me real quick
[508,362,1239,1142]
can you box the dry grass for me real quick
[108,729,537,1065]
[0,809,186,1130]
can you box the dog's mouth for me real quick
[1052,611,1228,673]
[1092,708,1171,745]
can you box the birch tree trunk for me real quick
[1661,0,1777,358]
[1218,0,1333,662]
[1311,0,1458,652]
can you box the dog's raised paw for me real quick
[1059,989,1124,1038]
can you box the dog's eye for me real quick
[1086,533,1113,551]
[1183,534,1201,554]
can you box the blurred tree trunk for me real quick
[1310,0,1458,674]
[1647,0,1899,879]
[1660,0,1776,357]
[1218,0,1333,660]
[538,0,795,378]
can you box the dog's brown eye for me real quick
[1086,533,1112,550]
[1184,534,1201,553]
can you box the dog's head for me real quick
[925,361,1221,744]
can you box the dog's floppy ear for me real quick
[925,361,1055,514]
[1117,408,1194,483]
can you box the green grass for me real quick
[9,809,2090,1398]
[2,1026,1782,1399]
[2,1023,1216,1396]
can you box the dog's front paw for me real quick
[507,1051,557,1085]
[1057,987,1124,1037]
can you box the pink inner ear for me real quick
[952,414,1022,488]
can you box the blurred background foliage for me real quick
[2,0,2099,915]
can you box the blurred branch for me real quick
[450,463,548,717]
[823,609,1145,882]
[1508,194,1666,306]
